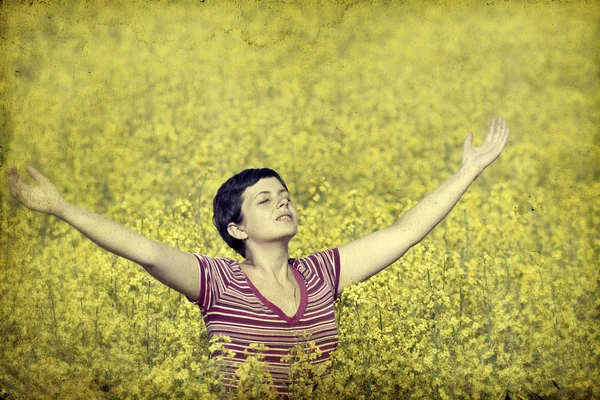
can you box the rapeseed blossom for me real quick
[1,0,598,398]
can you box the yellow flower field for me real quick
[1,0,598,398]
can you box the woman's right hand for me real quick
[7,165,202,301]
[7,165,67,216]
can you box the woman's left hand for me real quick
[462,116,510,176]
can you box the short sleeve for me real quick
[185,253,231,311]
[300,248,341,300]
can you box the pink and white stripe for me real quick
[186,248,341,396]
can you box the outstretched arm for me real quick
[337,116,510,296]
[7,166,200,300]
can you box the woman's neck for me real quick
[242,242,291,284]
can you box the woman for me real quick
[6,117,510,396]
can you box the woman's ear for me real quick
[227,222,248,241]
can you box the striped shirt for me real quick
[186,248,341,396]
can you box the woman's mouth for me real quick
[276,214,293,221]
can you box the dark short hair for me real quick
[213,168,288,257]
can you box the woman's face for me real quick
[234,177,298,244]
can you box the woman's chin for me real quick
[279,228,298,241]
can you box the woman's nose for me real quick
[277,197,289,208]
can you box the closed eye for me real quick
[258,198,270,204]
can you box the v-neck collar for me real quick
[235,259,308,325]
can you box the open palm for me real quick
[7,166,65,215]
[462,116,510,174]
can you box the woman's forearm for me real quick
[55,200,157,267]
[392,164,480,246]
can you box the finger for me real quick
[486,117,500,145]
[7,167,16,195]
[492,116,503,144]
[502,117,509,139]
[27,166,52,185]
[486,118,495,141]
[7,166,19,187]
[495,125,509,151]
[7,167,24,199]
[496,116,504,140]
[503,128,510,146]
[6,165,14,182]
[463,131,474,151]
[488,117,495,133]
